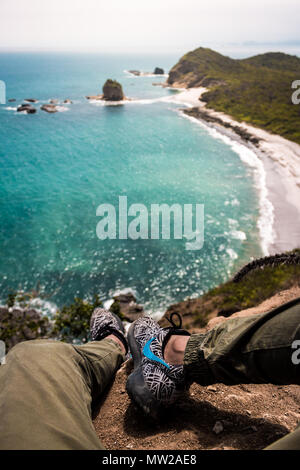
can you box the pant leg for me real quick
[0,338,124,450]
[184,296,300,386]
[184,296,300,450]
[265,422,300,450]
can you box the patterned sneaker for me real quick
[90,307,128,354]
[126,313,191,417]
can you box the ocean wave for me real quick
[229,230,247,241]
[2,296,58,318]
[89,96,170,106]
[226,248,238,260]
[28,297,58,317]
[181,112,275,256]
[55,106,69,112]
[124,70,168,78]
[224,198,240,206]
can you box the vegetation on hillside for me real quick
[163,249,300,328]
[168,48,300,143]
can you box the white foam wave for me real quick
[89,96,170,106]
[111,287,137,298]
[229,230,247,241]
[55,106,69,112]
[28,297,58,317]
[226,248,238,260]
[124,70,168,78]
[5,106,17,111]
[6,296,58,318]
[181,112,275,256]
[148,310,165,321]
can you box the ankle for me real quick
[164,334,190,366]
[106,334,126,354]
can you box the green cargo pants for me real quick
[0,338,125,449]
[184,296,300,449]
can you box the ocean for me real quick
[0,52,263,316]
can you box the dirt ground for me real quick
[93,287,300,450]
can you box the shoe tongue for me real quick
[156,328,170,349]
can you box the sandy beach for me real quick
[166,87,300,256]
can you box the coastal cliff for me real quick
[167,47,300,144]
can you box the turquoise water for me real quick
[0,53,262,314]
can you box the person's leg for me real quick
[264,422,300,450]
[0,338,125,450]
[183,296,300,386]
[176,296,300,450]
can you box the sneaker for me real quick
[90,307,128,354]
[126,313,191,417]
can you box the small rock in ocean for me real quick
[110,292,144,322]
[63,99,73,104]
[86,95,103,100]
[41,104,58,113]
[102,79,124,101]
[153,67,164,75]
[128,70,141,76]
[49,99,59,104]
[24,98,38,103]
[17,103,37,114]
[8,98,16,102]
[212,421,224,435]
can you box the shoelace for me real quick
[166,312,182,330]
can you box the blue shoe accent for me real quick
[142,337,170,369]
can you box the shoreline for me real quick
[166,87,300,256]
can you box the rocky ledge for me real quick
[93,288,300,450]
[0,306,49,351]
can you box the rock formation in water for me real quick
[154,67,164,75]
[41,104,59,113]
[110,292,144,322]
[128,70,141,76]
[102,79,124,101]
[17,103,37,114]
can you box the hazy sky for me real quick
[0,0,299,54]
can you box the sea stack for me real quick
[154,67,164,75]
[102,79,124,101]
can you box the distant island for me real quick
[167,47,300,144]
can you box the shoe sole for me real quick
[126,321,162,419]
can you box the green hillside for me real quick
[167,48,300,143]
